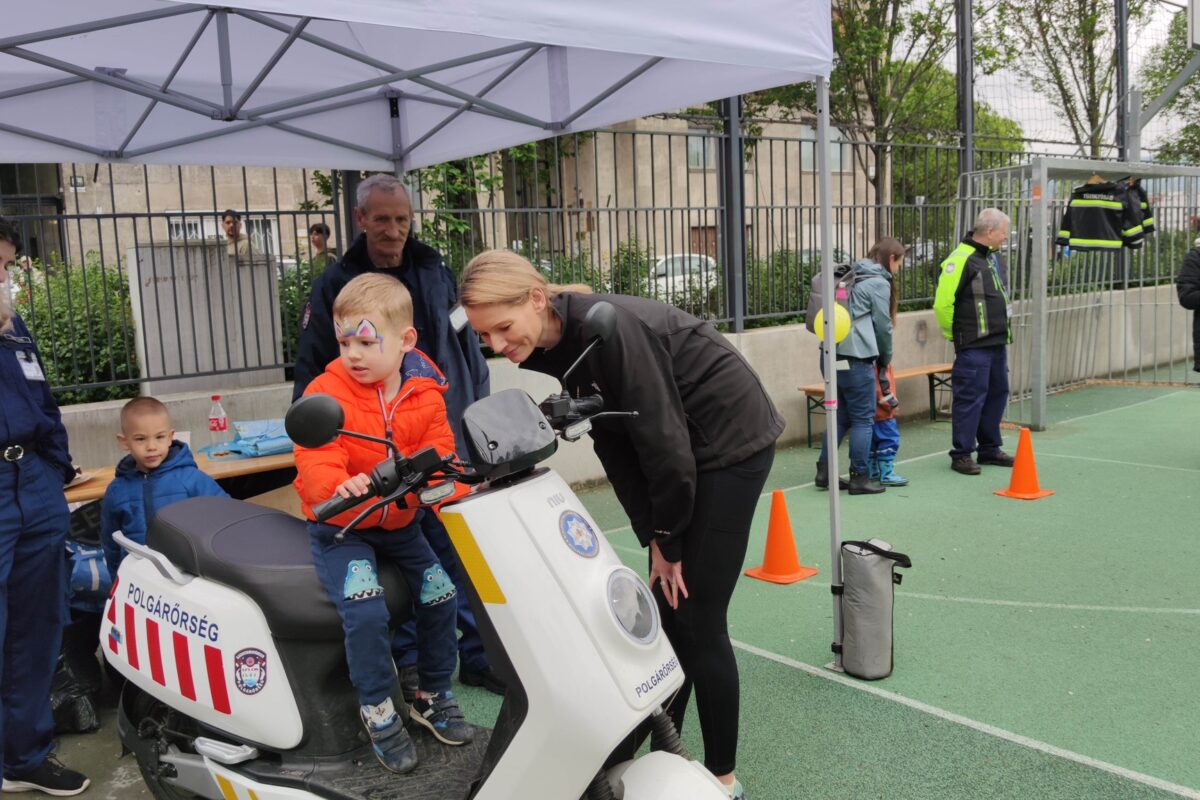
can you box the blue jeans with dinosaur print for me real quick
[310,515,458,706]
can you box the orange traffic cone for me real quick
[994,427,1054,500]
[745,490,819,584]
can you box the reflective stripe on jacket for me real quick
[933,237,1011,350]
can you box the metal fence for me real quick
[1,119,1192,402]
[955,158,1200,430]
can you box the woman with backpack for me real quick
[814,237,905,494]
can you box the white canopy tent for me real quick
[1,0,830,171]
[2,0,852,665]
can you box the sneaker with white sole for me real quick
[3,756,90,796]
[360,699,418,774]
[409,690,473,746]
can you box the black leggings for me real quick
[655,444,775,775]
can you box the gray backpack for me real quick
[804,263,872,335]
[836,539,912,680]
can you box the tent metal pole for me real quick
[0,77,85,101]
[240,42,536,119]
[400,47,543,159]
[557,58,663,128]
[1,46,216,117]
[236,10,549,129]
[118,10,216,156]
[0,5,201,49]
[123,94,394,160]
[230,17,311,117]
[0,120,107,158]
[817,75,844,670]
[387,92,404,174]
[216,10,234,116]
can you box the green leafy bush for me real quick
[14,252,139,404]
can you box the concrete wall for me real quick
[59,310,955,478]
[59,289,1193,484]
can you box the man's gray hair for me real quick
[356,173,409,209]
[973,208,1010,235]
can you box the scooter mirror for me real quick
[285,394,345,448]
[581,300,617,344]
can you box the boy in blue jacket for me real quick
[100,397,227,574]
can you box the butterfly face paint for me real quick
[337,318,385,352]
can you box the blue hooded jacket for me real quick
[100,441,227,574]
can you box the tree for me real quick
[976,0,1152,157]
[1138,9,1200,163]
[746,0,959,231]
[891,62,1024,243]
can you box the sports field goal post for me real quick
[955,157,1200,431]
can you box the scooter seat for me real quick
[145,496,412,640]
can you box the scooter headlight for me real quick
[606,567,658,645]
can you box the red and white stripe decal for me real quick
[205,645,231,714]
[173,631,197,701]
[145,619,166,686]
[109,601,232,715]
[124,604,140,670]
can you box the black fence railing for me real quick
[0,124,1179,401]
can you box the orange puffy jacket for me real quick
[293,350,458,530]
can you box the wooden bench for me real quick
[799,362,954,447]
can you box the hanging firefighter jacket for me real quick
[1055,180,1147,252]
[1130,180,1155,235]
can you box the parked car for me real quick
[653,253,718,299]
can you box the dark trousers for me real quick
[816,356,877,475]
[950,345,1009,460]
[0,455,69,778]
[655,444,775,776]
[309,518,458,706]
[392,512,487,673]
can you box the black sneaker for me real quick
[410,691,473,746]
[951,457,981,475]
[459,665,506,696]
[3,756,90,796]
[978,450,1015,467]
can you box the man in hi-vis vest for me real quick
[933,208,1015,476]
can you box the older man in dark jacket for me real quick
[292,174,501,695]
[1178,240,1200,373]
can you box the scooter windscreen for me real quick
[462,389,557,480]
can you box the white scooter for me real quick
[100,302,728,800]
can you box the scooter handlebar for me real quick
[313,489,375,523]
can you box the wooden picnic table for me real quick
[64,451,296,505]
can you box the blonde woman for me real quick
[460,250,784,800]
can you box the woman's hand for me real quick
[649,538,688,610]
[334,473,372,499]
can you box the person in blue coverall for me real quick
[0,218,89,796]
[291,174,502,697]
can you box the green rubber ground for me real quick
[63,384,1200,799]
[570,384,1200,799]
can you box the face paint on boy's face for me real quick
[337,318,384,352]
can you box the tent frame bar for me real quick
[237,9,550,129]
[399,46,545,160]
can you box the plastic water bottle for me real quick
[208,395,231,447]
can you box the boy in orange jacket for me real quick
[294,273,472,774]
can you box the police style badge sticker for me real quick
[559,511,599,558]
[234,648,267,695]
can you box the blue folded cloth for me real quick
[200,419,294,460]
